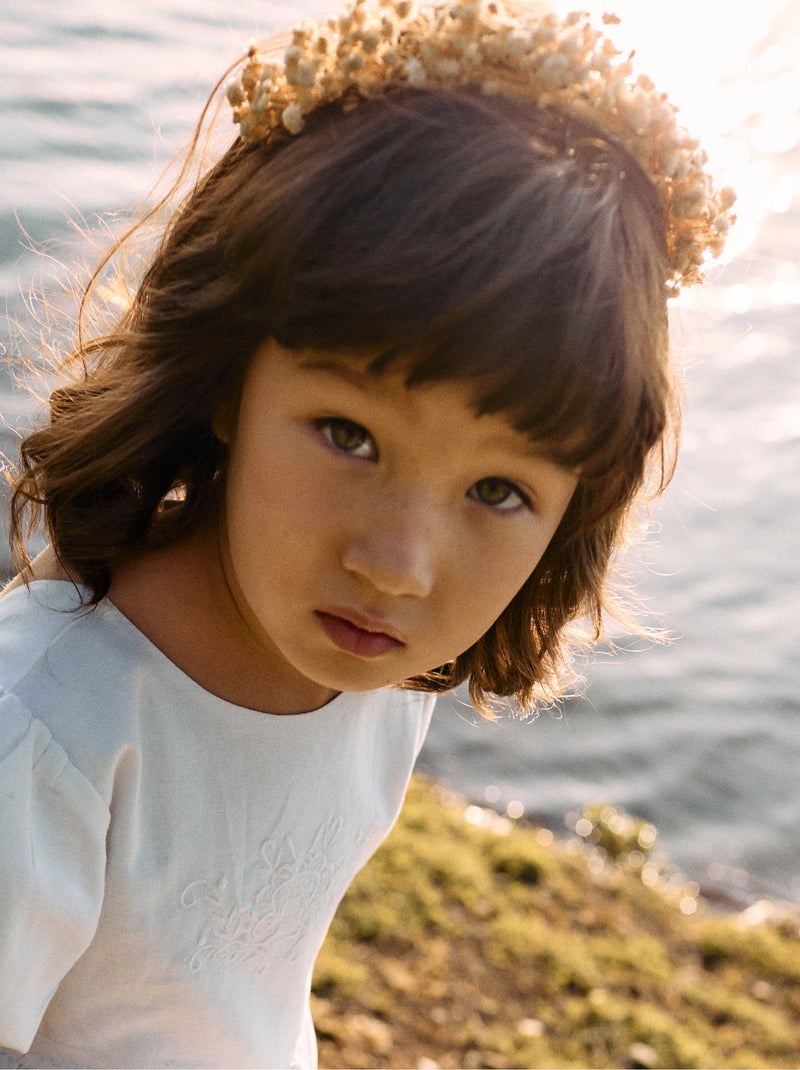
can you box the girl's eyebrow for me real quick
[481,432,573,473]
[296,356,374,392]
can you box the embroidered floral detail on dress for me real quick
[180,817,372,975]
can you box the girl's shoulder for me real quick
[0,570,144,783]
[0,591,80,682]
[2,546,75,597]
[0,552,90,696]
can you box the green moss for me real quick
[625,1001,717,1068]
[313,775,800,1069]
[698,918,800,980]
[488,836,549,885]
[684,981,798,1055]
[313,948,369,999]
[591,932,675,985]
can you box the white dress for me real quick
[0,581,434,1069]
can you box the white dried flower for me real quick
[623,92,654,132]
[226,79,245,107]
[360,31,380,52]
[540,53,570,87]
[532,24,556,46]
[450,3,480,19]
[293,20,316,45]
[672,186,708,219]
[404,56,427,85]
[661,151,689,181]
[281,102,306,134]
[437,57,462,79]
[224,0,734,290]
[480,35,510,62]
[295,59,320,87]
[341,52,366,75]
[259,63,278,86]
[504,30,533,58]
[560,28,585,61]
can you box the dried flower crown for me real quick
[225,0,735,292]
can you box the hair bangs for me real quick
[381,269,643,478]
[252,90,670,488]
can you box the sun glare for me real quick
[556,0,800,267]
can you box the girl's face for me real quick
[218,339,578,710]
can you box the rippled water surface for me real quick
[1,0,798,903]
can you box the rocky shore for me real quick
[313,775,800,1069]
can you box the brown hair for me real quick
[10,86,678,714]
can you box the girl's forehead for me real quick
[255,338,578,467]
[259,339,497,412]
[260,339,511,417]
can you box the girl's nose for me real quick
[341,521,436,599]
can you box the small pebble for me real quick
[628,1041,658,1068]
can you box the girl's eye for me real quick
[318,418,377,460]
[470,477,530,512]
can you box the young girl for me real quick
[0,1,733,1066]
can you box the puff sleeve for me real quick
[0,693,109,1053]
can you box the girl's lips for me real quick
[315,610,405,658]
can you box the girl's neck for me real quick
[108,523,339,715]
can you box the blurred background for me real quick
[1,0,798,905]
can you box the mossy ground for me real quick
[312,775,800,1069]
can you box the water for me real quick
[1,0,798,905]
